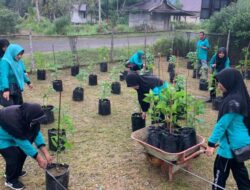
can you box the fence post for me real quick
[110,29,114,63]
[144,21,147,68]
[29,30,35,73]
[226,30,231,55]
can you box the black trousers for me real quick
[213,155,250,190]
[125,62,141,71]
[0,147,27,183]
[210,76,217,99]
[0,91,23,107]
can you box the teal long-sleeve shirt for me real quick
[0,59,30,91]
[196,38,210,61]
[0,128,46,158]
[209,54,230,72]
[208,113,250,159]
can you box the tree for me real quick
[208,0,250,40]
[0,7,18,34]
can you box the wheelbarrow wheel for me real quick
[145,153,162,167]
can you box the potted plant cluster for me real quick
[87,62,98,86]
[69,36,80,76]
[71,52,79,76]
[98,81,111,116]
[110,66,122,95]
[35,52,47,80]
[73,69,89,101]
[46,112,74,190]
[168,55,176,83]
[40,86,55,125]
[50,64,63,92]
[199,67,208,91]
[144,85,204,153]
[209,75,223,111]
[98,47,109,72]
[186,52,197,70]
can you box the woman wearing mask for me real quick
[0,44,33,106]
[207,47,230,102]
[206,68,250,190]
[0,103,52,190]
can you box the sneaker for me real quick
[206,98,212,103]
[4,171,27,178]
[4,180,24,190]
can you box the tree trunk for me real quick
[110,28,114,63]
[35,0,41,22]
[98,0,102,24]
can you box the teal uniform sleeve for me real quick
[225,58,230,68]
[34,131,46,149]
[205,39,210,49]
[208,113,235,147]
[21,61,30,84]
[1,60,10,90]
[209,54,216,69]
[14,138,38,158]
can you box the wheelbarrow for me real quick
[131,127,206,181]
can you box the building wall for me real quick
[129,13,151,27]
[71,10,87,24]
[129,13,170,30]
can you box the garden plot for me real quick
[0,59,249,190]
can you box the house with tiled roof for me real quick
[127,0,194,30]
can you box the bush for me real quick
[54,16,70,35]
[0,7,18,34]
[153,38,172,56]
[171,21,200,30]
[208,0,250,40]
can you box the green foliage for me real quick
[0,7,18,34]
[169,55,177,64]
[186,95,205,128]
[34,52,46,70]
[76,69,89,87]
[100,81,111,100]
[145,47,155,72]
[54,16,70,35]
[144,83,205,130]
[51,113,75,155]
[110,64,123,82]
[186,52,197,64]
[207,0,250,40]
[143,90,161,123]
[153,38,172,56]
[171,21,200,30]
[98,47,109,62]
[175,75,185,91]
[42,86,54,106]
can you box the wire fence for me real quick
[0,30,248,72]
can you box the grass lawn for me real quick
[0,57,249,190]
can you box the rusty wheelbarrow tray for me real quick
[131,127,206,181]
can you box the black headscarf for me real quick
[126,72,163,112]
[215,47,228,72]
[216,68,250,135]
[126,72,163,92]
[0,39,10,58]
[0,103,46,141]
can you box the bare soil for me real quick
[0,58,249,190]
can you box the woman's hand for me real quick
[3,91,10,101]
[141,112,146,120]
[28,83,33,90]
[36,154,48,169]
[40,147,53,164]
[206,146,215,157]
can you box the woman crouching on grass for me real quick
[206,68,250,190]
